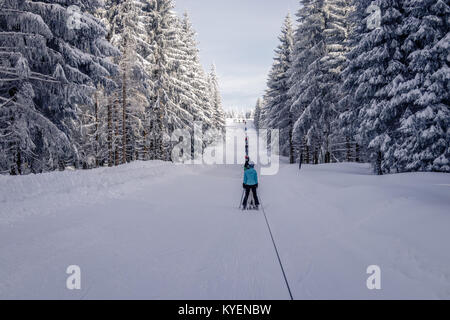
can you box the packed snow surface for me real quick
[0,121,449,299]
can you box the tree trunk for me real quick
[376,150,383,175]
[157,91,164,160]
[289,116,294,164]
[107,96,113,167]
[346,136,351,162]
[305,143,310,164]
[355,143,360,163]
[94,90,99,168]
[16,144,22,175]
[325,137,330,164]
[314,146,319,165]
[114,94,120,167]
[122,71,127,164]
[149,118,155,160]
[143,128,148,161]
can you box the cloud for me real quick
[219,73,266,95]
[175,0,299,110]
[217,69,270,110]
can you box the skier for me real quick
[242,161,260,210]
[244,158,250,170]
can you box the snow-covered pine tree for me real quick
[253,98,263,131]
[103,1,221,163]
[321,0,353,163]
[146,0,194,161]
[263,14,294,162]
[77,87,112,169]
[337,0,373,165]
[177,13,217,152]
[101,0,154,164]
[386,0,449,172]
[258,96,269,130]
[340,0,406,174]
[208,64,226,132]
[179,13,207,122]
[0,0,118,174]
[165,15,197,129]
[289,0,352,165]
[288,0,327,165]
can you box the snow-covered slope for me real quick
[0,122,449,299]
[262,162,450,299]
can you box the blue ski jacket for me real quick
[243,168,258,186]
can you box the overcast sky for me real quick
[175,0,299,111]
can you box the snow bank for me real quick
[0,161,186,225]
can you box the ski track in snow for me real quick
[0,120,449,299]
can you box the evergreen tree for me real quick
[178,13,217,139]
[264,14,294,161]
[253,98,263,131]
[289,0,352,164]
[288,1,327,164]
[0,0,118,173]
[104,0,154,163]
[147,0,194,160]
[208,64,226,132]
[388,0,449,172]
[0,0,229,174]
[321,0,353,163]
[340,0,406,174]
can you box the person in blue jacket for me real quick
[242,161,260,210]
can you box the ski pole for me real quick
[239,189,245,209]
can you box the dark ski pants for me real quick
[243,185,260,207]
